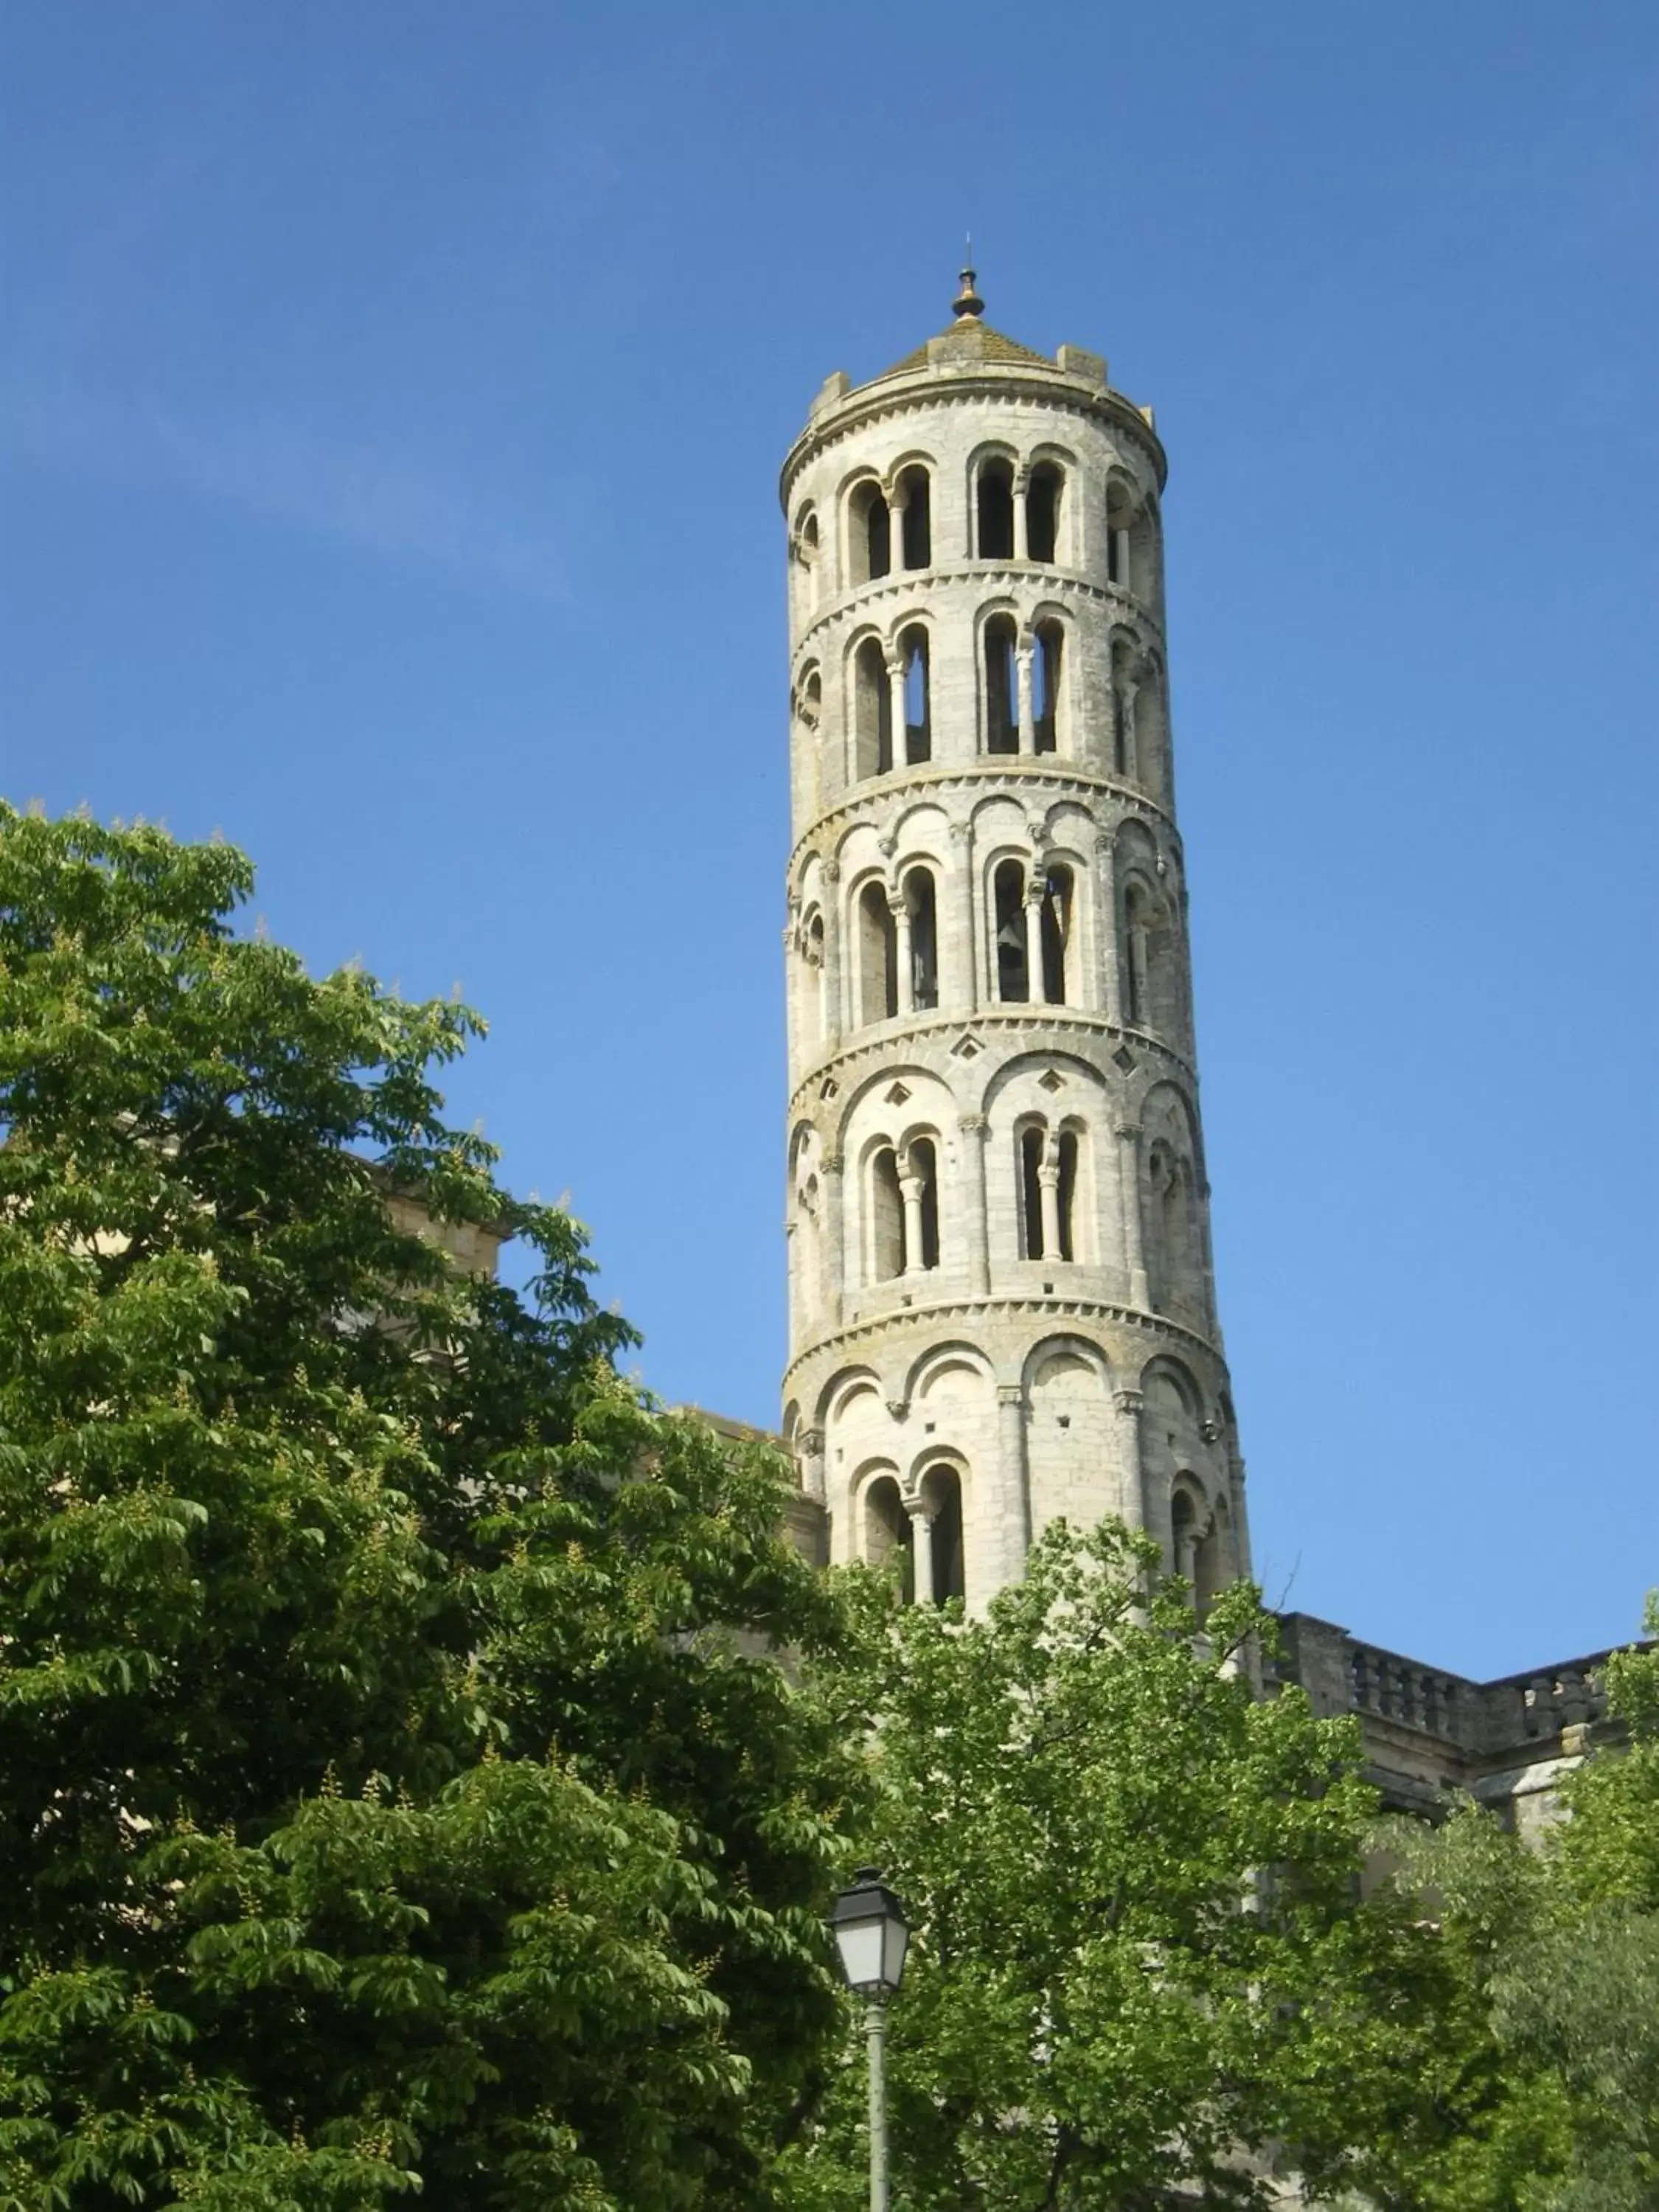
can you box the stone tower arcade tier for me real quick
[779,278,1249,1613]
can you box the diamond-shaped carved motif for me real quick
[1038,1068,1065,1093]
[885,1081,911,1106]
[819,1077,840,1101]
[1112,1046,1138,1074]
[950,1032,983,1060]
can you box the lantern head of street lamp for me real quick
[830,1866,911,1999]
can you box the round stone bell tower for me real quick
[779,272,1249,1613]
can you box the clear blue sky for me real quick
[2,1,1655,1678]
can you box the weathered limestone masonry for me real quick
[776,274,1247,1613]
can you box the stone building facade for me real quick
[767,276,1632,1812]
[776,271,1245,1618]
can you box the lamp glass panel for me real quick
[834,1917,885,1991]
[881,1915,910,1989]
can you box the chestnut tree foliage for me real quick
[0,807,860,2210]
[1382,1597,1659,2212]
[782,1526,1546,2212]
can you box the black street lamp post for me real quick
[830,1868,911,2212]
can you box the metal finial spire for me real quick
[953,239,983,321]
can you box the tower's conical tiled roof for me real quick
[869,263,1052,385]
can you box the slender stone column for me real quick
[1113,526,1131,585]
[1037,1152,1062,1263]
[899,1168,925,1277]
[799,1427,827,1506]
[953,824,978,1011]
[890,891,914,1018]
[1112,1386,1146,1530]
[1097,836,1124,1026]
[886,655,907,768]
[1116,1121,1150,1306]
[1122,679,1140,782]
[905,1497,936,1604]
[1023,875,1046,1005]
[821,1153,846,1326]
[821,860,842,1047]
[1013,469,1030,561]
[1016,641,1035,752]
[996,1382,1030,1584]
[959,1114,990,1295]
[942,821,971,1013]
[888,492,908,574]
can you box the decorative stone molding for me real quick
[788,762,1176,872]
[783,1295,1225,1391]
[790,1009,1191,1107]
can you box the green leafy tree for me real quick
[1386,1596,1659,2212]
[781,1520,1479,2212]
[0,806,858,2209]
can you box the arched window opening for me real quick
[904,867,939,1010]
[906,1137,940,1271]
[1149,1141,1200,1318]
[1032,620,1063,754]
[1194,1498,1228,1620]
[871,1147,905,1280]
[976,458,1015,560]
[1056,1128,1079,1262]
[858,882,897,1025]
[1106,477,1137,589]
[798,666,822,732]
[897,466,931,569]
[863,1474,914,1599]
[900,627,931,764]
[792,509,821,619]
[1110,641,1135,776]
[800,908,825,1048]
[1123,881,1150,1026]
[1171,1486,1200,1592]
[796,1172,821,1317]
[922,1466,965,1604]
[1133,667,1167,799]
[855,637,891,779]
[849,482,891,586]
[1130,501,1158,604]
[1026,462,1062,563]
[1040,864,1073,1005]
[993,860,1029,1002]
[984,615,1018,754]
[1019,1124,1046,1259]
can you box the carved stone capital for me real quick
[799,1427,825,1457]
[902,1494,936,1525]
[821,1152,844,1176]
[886,1398,909,1423]
[958,1113,988,1137]
[1115,1121,1142,1144]
[1200,1416,1221,1444]
[1113,1388,1145,1416]
[821,858,841,886]
[876,830,897,857]
[996,1383,1025,1408]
